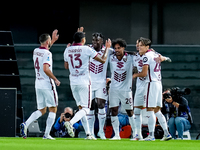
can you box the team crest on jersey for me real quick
[143,57,148,63]
[117,62,124,69]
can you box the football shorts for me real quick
[134,84,147,107]
[70,84,92,108]
[109,89,133,110]
[144,81,162,108]
[36,88,58,110]
[91,83,107,100]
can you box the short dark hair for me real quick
[139,37,151,47]
[112,38,127,48]
[92,32,104,40]
[39,33,50,44]
[73,32,85,43]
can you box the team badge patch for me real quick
[143,57,148,63]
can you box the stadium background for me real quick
[0,0,200,138]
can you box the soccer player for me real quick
[20,30,60,140]
[87,32,113,139]
[108,38,136,140]
[63,27,111,139]
[133,37,172,141]
[133,38,171,141]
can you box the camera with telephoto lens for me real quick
[64,112,72,119]
[163,87,191,100]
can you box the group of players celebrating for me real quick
[20,27,172,141]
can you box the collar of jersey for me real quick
[39,46,48,50]
[72,43,82,46]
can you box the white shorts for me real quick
[144,82,162,108]
[91,83,107,100]
[36,88,58,110]
[109,89,133,110]
[134,85,147,107]
[71,84,92,108]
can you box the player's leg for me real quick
[110,106,120,140]
[20,89,45,138]
[43,88,58,140]
[146,107,156,141]
[43,106,57,140]
[97,98,106,139]
[144,82,157,141]
[109,89,120,140]
[66,85,96,139]
[87,98,95,136]
[120,91,136,140]
[134,107,143,140]
[133,87,146,140]
[155,107,172,141]
[125,109,137,140]
[154,82,172,141]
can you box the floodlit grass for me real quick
[0,137,200,150]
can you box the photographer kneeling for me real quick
[52,107,83,137]
[163,88,192,139]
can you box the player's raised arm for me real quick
[50,29,59,48]
[94,39,111,64]
[77,27,84,32]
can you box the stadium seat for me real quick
[28,120,43,137]
[176,130,191,140]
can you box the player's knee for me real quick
[126,110,133,117]
[82,107,90,114]
[111,107,118,116]
[134,108,141,115]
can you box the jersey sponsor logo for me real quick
[90,62,103,74]
[117,62,124,69]
[138,60,143,67]
[47,56,50,61]
[143,57,148,63]
[114,71,127,82]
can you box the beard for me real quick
[48,43,51,49]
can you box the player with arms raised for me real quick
[133,37,172,141]
[20,30,60,140]
[63,27,111,139]
[87,32,113,139]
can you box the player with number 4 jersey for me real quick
[20,30,60,140]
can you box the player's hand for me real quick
[77,27,84,32]
[132,74,137,79]
[55,79,61,86]
[52,29,59,42]
[105,38,111,48]
[67,43,71,48]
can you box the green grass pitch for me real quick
[0,137,200,150]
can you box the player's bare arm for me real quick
[94,39,111,64]
[159,54,172,62]
[64,61,69,69]
[132,65,148,78]
[43,64,61,86]
[50,29,59,48]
